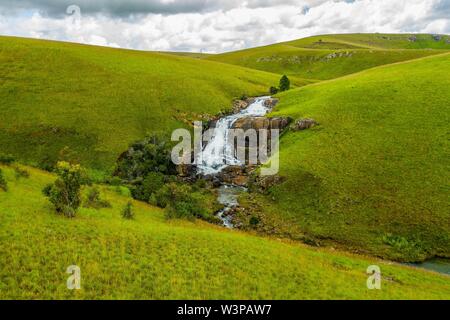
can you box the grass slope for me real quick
[284,33,450,50]
[0,36,310,174]
[0,165,449,299]
[207,34,450,80]
[256,53,450,262]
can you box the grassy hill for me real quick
[0,164,449,299]
[283,33,450,50]
[0,36,311,175]
[206,34,450,80]
[250,53,450,262]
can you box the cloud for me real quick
[0,0,448,53]
[0,0,329,16]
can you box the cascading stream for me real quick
[196,96,272,175]
[196,96,272,228]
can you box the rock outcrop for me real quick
[292,118,318,131]
[232,116,292,131]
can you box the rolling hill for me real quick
[206,34,450,80]
[250,52,450,262]
[1,34,449,299]
[0,36,311,175]
[0,164,449,299]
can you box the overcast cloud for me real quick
[0,0,448,53]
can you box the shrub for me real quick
[279,75,290,92]
[249,216,260,226]
[106,176,122,186]
[0,169,8,191]
[43,161,83,218]
[113,185,132,197]
[269,86,279,95]
[132,172,165,202]
[382,234,425,261]
[84,186,111,209]
[115,135,176,181]
[155,183,209,220]
[0,154,15,165]
[122,201,134,219]
[115,136,177,202]
[13,165,30,179]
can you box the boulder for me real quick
[408,35,417,42]
[253,175,285,192]
[432,34,442,41]
[292,118,318,131]
[264,98,279,108]
[232,116,291,131]
[232,100,249,113]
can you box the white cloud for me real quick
[0,0,448,53]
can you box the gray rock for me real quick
[292,118,318,131]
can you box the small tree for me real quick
[84,186,111,209]
[43,161,83,217]
[0,169,7,191]
[279,75,290,92]
[122,201,134,219]
[269,86,279,95]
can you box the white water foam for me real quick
[196,96,272,175]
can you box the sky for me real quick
[0,0,449,53]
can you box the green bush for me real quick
[13,166,29,179]
[113,185,132,197]
[43,161,83,218]
[155,183,209,221]
[269,86,279,95]
[0,169,8,191]
[279,75,290,92]
[249,216,260,226]
[0,153,15,165]
[122,201,134,219]
[84,186,111,209]
[382,234,426,261]
[133,172,165,202]
[115,135,176,181]
[115,135,177,202]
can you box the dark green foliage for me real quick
[115,136,177,202]
[249,216,260,226]
[43,161,83,218]
[240,94,248,101]
[154,183,209,221]
[279,75,290,92]
[0,153,15,165]
[122,201,134,219]
[84,187,111,209]
[382,234,426,261]
[269,86,279,95]
[13,166,29,179]
[106,176,122,186]
[0,169,7,191]
[133,172,165,202]
[115,136,176,180]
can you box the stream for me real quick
[406,258,450,276]
[194,98,450,277]
[196,96,272,228]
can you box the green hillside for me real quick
[252,53,450,262]
[0,165,449,299]
[284,33,450,50]
[206,34,450,80]
[0,36,310,174]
